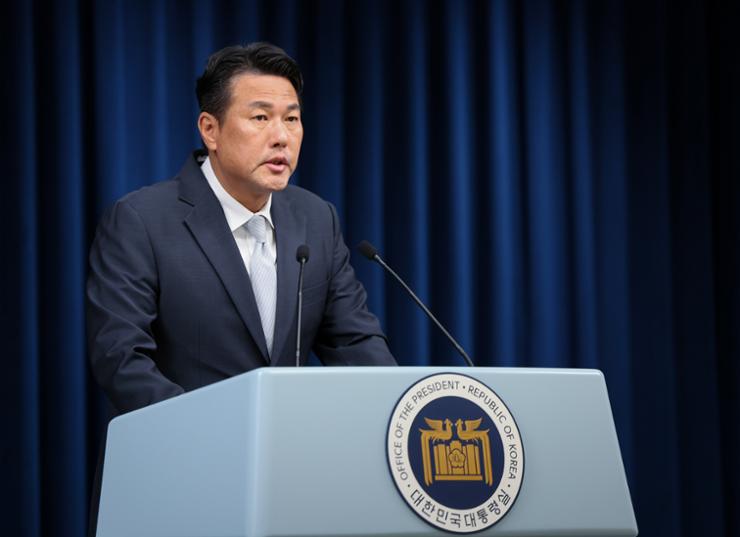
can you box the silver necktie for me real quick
[245,215,276,358]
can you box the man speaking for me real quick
[86,41,396,534]
[87,42,396,415]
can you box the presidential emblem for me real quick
[387,373,524,533]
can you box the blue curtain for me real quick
[2,1,738,536]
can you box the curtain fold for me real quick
[2,1,738,536]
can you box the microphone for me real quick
[357,240,474,367]
[295,245,310,367]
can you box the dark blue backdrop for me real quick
[1,1,738,536]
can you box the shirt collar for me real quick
[201,156,274,233]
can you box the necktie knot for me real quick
[246,215,267,244]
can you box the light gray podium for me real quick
[96,367,638,536]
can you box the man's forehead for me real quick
[230,72,299,101]
[247,100,301,111]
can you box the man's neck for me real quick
[208,156,269,212]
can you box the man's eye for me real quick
[286,116,300,122]
[253,114,268,121]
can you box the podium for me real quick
[96,367,638,536]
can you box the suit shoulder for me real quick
[109,178,181,215]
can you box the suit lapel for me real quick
[178,155,270,362]
[270,191,305,365]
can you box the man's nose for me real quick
[269,119,289,147]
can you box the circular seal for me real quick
[386,373,524,534]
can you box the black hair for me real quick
[195,42,303,122]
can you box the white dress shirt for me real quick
[201,157,277,276]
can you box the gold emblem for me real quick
[419,418,494,486]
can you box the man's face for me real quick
[203,73,303,208]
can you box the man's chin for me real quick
[263,172,292,192]
[266,179,290,193]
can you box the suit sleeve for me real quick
[86,200,184,413]
[312,202,397,366]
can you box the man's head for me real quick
[196,43,304,211]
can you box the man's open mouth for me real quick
[265,156,289,173]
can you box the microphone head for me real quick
[296,244,310,263]
[357,240,379,260]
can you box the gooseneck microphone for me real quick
[295,245,310,367]
[357,240,475,367]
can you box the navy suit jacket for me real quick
[86,151,396,415]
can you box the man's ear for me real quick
[197,112,219,151]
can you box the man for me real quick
[86,42,396,533]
